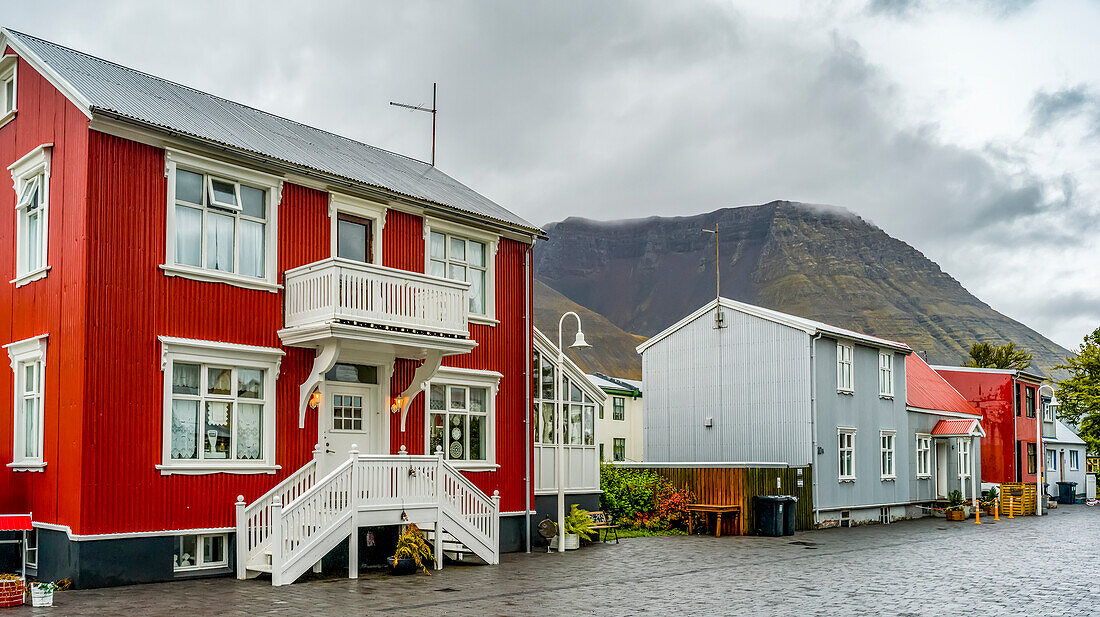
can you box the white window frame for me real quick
[329,192,386,265]
[915,434,931,478]
[24,528,37,569]
[173,533,229,572]
[1070,450,1080,471]
[878,352,894,398]
[957,438,971,480]
[162,149,283,292]
[836,343,854,394]
[1046,448,1058,472]
[157,336,283,475]
[424,217,498,324]
[5,334,47,472]
[1042,400,1055,423]
[424,366,501,471]
[0,54,17,128]
[880,430,896,480]
[838,427,856,482]
[9,143,52,287]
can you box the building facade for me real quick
[0,29,542,587]
[587,373,643,463]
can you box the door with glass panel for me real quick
[321,384,380,472]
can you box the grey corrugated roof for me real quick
[5,29,537,233]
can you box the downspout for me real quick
[523,241,534,552]
[810,333,823,523]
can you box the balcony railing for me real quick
[283,258,470,338]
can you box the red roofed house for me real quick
[905,355,984,509]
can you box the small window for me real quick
[174,533,228,571]
[613,438,625,462]
[880,431,896,480]
[332,394,363,431]
[1015,386,1022,417]
[1070,450,1080,471]
[24,529,37,569]
[959,439,972,479]
[0,56,15,117]
[336,213,373,264]
[7,334,47,469]
[1026,442,1036,475]
[1046,449,1057,471]
[836,343,853,393]
[878,352,894,398]
[10,145,51,285]
[915,435,931,478]
[838,428,856,481]
[1025,386,1036,418]
[613,396,625,421]
[599,443,605,461]
[1042,399,1055,423]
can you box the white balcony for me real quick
[279,258,475,354]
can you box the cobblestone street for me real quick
[13,506,1100,616]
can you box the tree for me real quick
[964,342,1033,370]
[1055,327,1100,455]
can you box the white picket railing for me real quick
[248,446,500,585]
[234,455,319,579]
[283,258,470,337]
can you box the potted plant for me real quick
[945,489,966,521]
[27,579,68,607]
[982,486,999,515]
[551,505,596,550]
[388,524,434,575]
[0,574,23,608]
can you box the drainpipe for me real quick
[523,241,534,552]
[810,333,823,523]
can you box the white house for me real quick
[587,373,643,462]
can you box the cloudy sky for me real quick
[3,0,1097,349]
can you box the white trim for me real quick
[879,430,896,481]
[878,351,894,398]
[0,54,16,128]
[158,337,283,474]
[9,144,51,284]
[33,521,235,541]
[173,532,229,572]
[469,315,500,327]
[11,265,49,287]
[329,192,386,266]
[0,30,94,118]
[7,333,47,469]
[836,343,854,394]
[906,406,982,419]
[424,217,498,321]
[424,366,502,465]
[915,433,932,478]
[838,426,856,482]
[957,438,972,480]
[163,148,283,292]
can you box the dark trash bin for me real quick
[782,495,799,535]
[754,495,796,537]
[1056,481,1078,504]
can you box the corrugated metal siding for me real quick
[382,209,424,273]
[0,54,90,530]
[82,132,330,534]
[936,371,1014,484]
[641,306,812,466]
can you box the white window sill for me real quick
[881,476,896,482]
[160,264,281,293]
[468,315,499,327]
[916,474,932,480]
[156,463,281,475]
[11,266,49,288]
[446,462,500,472]
[879,394,894,400]
[0,108,15,130]
[7,461,46,472]
[837,389,854,395]
[839,477,856,483]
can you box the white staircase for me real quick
[235,447,500,585]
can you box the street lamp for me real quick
[1039,384,1058,517]
[557,311,590,552]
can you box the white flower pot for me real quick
[550,533,580,550]
[30,585,53,607]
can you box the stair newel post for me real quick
[435,445,445,502]
[270,497,283,586]
[234,495,247,579]
[492,490,501,564]
[348,441,361,580]
[349,443,361,507]
[435,445,445,570]
[398,444,408,502]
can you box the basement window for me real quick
[174,533,228,572]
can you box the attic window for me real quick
[0,55,15,121]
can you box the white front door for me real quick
[935,441,949,499]
[320,384,381,473]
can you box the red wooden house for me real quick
[932,366,1045,488]
[0,28,549,587]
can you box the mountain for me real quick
[533,201,1070,375]
[532,280,646,380]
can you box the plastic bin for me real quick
[782,495,799,535]
[754,495,797,536]
[1056,481,1078,504]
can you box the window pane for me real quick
[469,414,485,461]
[206,211,235,272]
[448,414,466,460]
[240,186,265,218]
[175,205,202,266]
[469,387,486,413]
[570,382,582,402]
[237,368,263,399]
[469,269,485,314]
[204,402,232,459]
[450,237,466,262]
[541,403,555,444]
[429,384,446,411]
[448,263,466,282]
[203,535,226,564]
[468,241,485,267]
[23,397,37,458]
[541,361,555,400]
[337,219,368,263]
[208,368,233,395]
[170,399,199,460]
[429,413,445,455]
[175,170,203,205]
[210,178,238,207]
[175,535,198,569]
[450,386,467,410]
[23,363,35,393]
[583,406,594,445]
[25,208,39,270]
[239,220,265,278]
[237,403,262,460]
[429,231,446,259]
[570,404,582,445]
[4,79,13,113]
[172,362,200,395]
[429,260,446,278]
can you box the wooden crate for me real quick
[998,482,1037,516]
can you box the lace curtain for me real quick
[237,403,262,460]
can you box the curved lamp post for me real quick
[1038,384,1059,516]
[557,311,590,552]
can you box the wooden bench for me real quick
[587,510,620,543]
[686,504,742,537]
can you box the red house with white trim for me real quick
[0,28,555,587]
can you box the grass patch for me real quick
[603,528,688,539]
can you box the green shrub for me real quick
[599,464,694,532]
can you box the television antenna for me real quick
[702,226,724,328]
[390,82,438,167]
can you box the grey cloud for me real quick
[1029,84,1100,136]
[867,0,1037,19]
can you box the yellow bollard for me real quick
[1007,496,1014,519]
[974,504,981,524]
[994,503,999,521]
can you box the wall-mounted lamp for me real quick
[391,396,409,414]
[308,390,323,410]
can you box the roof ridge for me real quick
[2,28,441,171]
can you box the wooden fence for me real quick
[998,482,1037,516]
[621,464,814,534]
